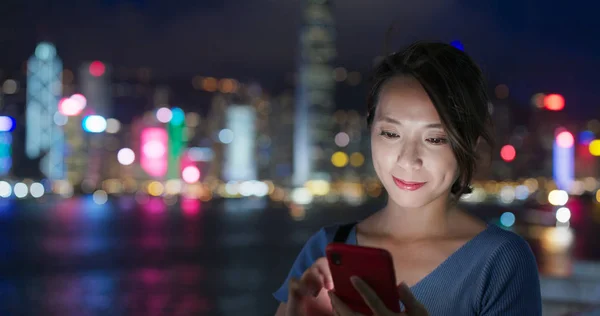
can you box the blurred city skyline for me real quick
[1,0,600,119]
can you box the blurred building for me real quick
[26,42,65,180]
[293,0,337,186]
[268,91,294,184]
[223,105,257,182]
[1,76,26,178]
[206,83,269,181]
[63,115,87,186]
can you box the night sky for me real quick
[1,0,600,119]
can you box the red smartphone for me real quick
[325,243,400,314]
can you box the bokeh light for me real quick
[182,166,201,184]
[70,93,87,108]
[450,40,464,51]
[305,180,330,196]
[89,61,106,77]
[556,207,571,223]
[92,190,108,204]
[579,131,595,146]
[58,96,86,116]
[500,212,515,227]
[156,107,172,123]
[500,145,516,162]
[331,151,349,167]
[0,181,11,198]
[185,112,200,127]
[218,129,234,144]
[556,131,574,148]
[334,132,350,147]
[544,94,565,111]
[548,190,569,206]
[30,182,45,198]
[147,181,164,196]
[0,116,16,132]
[202,77,218,92]
[82,115,107,133]
[499,186,515,204]
[143,140,166,159]
[2,79,18,94]
[171,108,185,125]
[117,148,135,165]
[589,140,600,156]
[531,93,546,108]
[105,118,121,134]
[349,152,365,167]
[14,182,28,198]
[140,128,168,178]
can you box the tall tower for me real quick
[26,42,65,180]
[293,0,336,186]
[79,61,111,188]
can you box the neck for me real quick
[373,195,455,240]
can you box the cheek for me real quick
[427,149,458,179]
[370,138,393,165]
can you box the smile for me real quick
[392,177,426,191]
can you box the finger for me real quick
[328,291,358,315]
[397,282,422,312]
[313,257,334,290]
[350,276,389,313]
[300,266,326,296]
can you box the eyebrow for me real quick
[378,116,444,129]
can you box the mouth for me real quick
[392,176,426,191]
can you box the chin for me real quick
[385,185,446,209]
[388,194,433,209]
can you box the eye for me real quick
[379,131,399,139]
[426,137,448,145]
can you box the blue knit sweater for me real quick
[273,223,542,315]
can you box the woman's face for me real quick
[370,76,458,209]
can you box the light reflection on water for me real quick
[0,197,599,314]
[3,266,211,315]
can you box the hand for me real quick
[286,257,335,316]
[328,276,429,316]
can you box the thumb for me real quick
[397,282,420,312]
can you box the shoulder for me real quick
[475,225,542,314]
[480,225,537,262]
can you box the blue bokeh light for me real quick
[450,40,464,51]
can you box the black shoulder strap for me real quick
[333,222,357,243]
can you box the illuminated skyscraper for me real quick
[80,61,112,116]
[293,0,336,186]
[79,61,111,188]
[223,105,257,182]
[26,42,65,180]
[268,91,294,183]
[167,107,187,180]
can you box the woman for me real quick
[273,41,542,316]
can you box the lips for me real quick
[392,176,426,191]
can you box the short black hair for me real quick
[366,41,494,200]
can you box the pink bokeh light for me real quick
[140,128,168,178]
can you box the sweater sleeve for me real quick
[477,234,542,316]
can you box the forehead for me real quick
[374,76,441,123]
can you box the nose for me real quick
[396,141,423,170]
